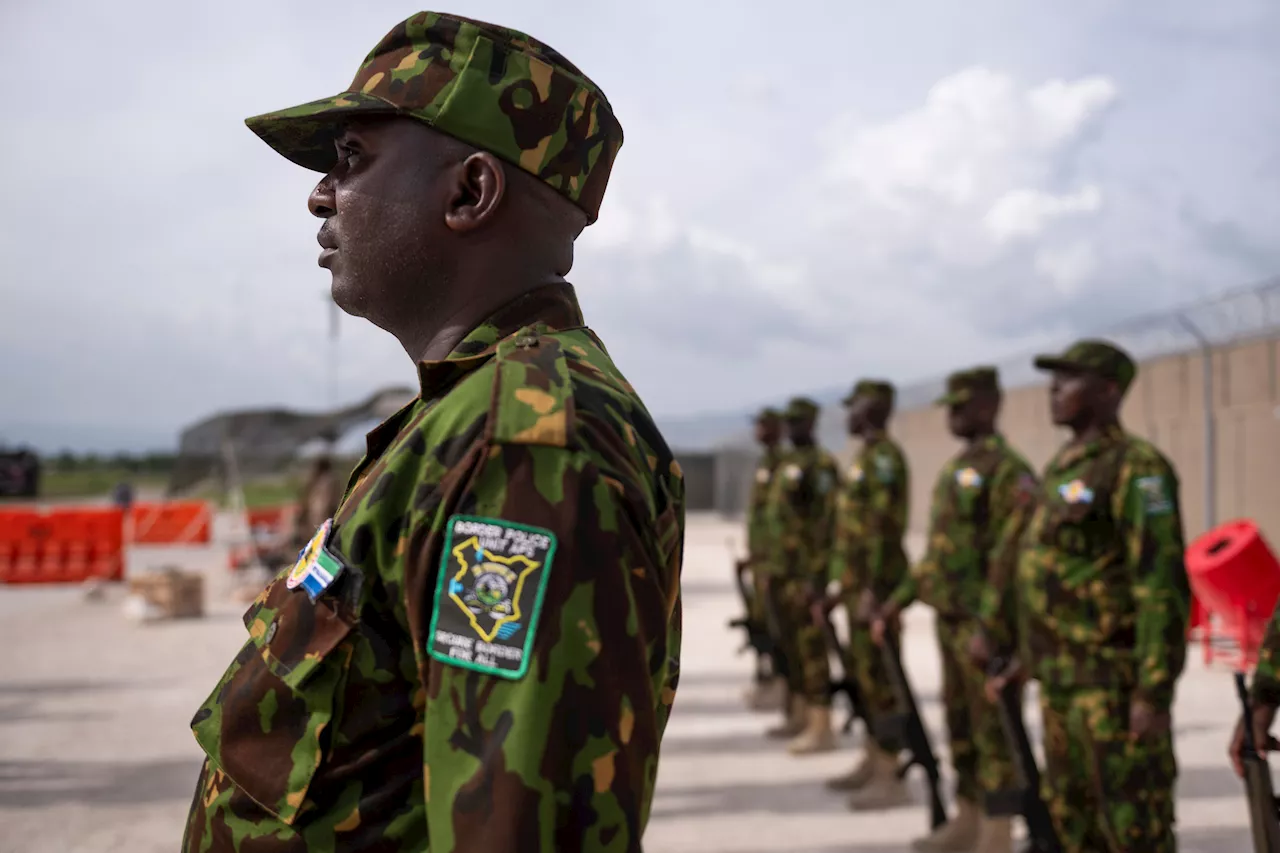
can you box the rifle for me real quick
[1235,671,1280,853]
[876,621,948,830]
[983,657,1062,853]
[727,564,777,678]
[812,601,867,734]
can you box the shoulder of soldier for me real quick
[1119,433,1177,476]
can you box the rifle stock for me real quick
[1235,671,1280,853]
[877,622,948,830]
[985,657,1062,853]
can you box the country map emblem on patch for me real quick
[285,518,344,601]
[1135,475,1173,515]
[955,467,983,488]
[428,515,557,679]
[1058,479,1094,505]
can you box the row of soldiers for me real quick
[735,339,1190,853]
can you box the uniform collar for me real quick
[359,283,585,461]
[1054,422,1126,469]
[415,282,586,399]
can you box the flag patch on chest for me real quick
[285,518,344,601]
[428,515,557,679]
[1058,479,1094,505]
[955,467,983,488]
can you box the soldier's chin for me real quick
[329,277,368,320]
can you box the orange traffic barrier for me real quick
[0,507,124,584]
[129,500,212,545]
[229,504,298,570]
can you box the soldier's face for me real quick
[308,117,458,326]
[755,420,781,445]
[786,417,814,444]
[1049,370,1090,425]
[846,398,868,434]
[947,400,975,438]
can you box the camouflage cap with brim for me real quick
[842,380,895,407]
[784,397,820,420]
[755,407,784,424]
[1033,339,1137,392]
[245,11,622,223]
[934,366,1000,406]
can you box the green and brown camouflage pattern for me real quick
[832,433,909,601]
[933,366,999,406]
[246,12,622,222]
[887,433,1037,651]
[183,284,685,852]
[764,444,838,705]
[1039,686,1177,851]
[1015,424,1190,711]
[841,379,895,407]
[1033,339,1137,394]
[744,445,784,628]
[882,433,1034,805]
[1251,609,1280,705]
[766,445,839,587]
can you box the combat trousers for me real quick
[1040,685,1177,853]
[935,620,1016,805]
[777,579,830,706]
[841,593,902,751]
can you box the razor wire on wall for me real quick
[707,275,1280,522]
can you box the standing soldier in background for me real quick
[765,397,840,753]
[874,368,1036,853]
[825,380,912,808]
[988,340,1190,853]
[738,407,787,711]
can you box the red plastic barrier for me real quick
[1186,519,1280,669]
[0,507,124,584]
[129,501,212,545]
[229,504,297,570]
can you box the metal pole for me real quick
[1178,315,1216,533]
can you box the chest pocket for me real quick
[1039,495,1113,560]
[190,572,356,825]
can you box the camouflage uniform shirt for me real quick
[833,433,909,601]
[1015,425,1189,710]
[767,444,839,587]
[746,447,784,575]
[183,284,686,852]
[887,434,1036,651]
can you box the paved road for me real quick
[0,514,1258,852]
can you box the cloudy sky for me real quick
[2,0,1277,452]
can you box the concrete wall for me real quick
[880,335,1280,544]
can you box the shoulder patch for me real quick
[816,469,835,494]
[492,330,574,448]
[428,515,557,679]
[955,467,983,489]
[874,453,896,482]
[1134,475,1173,516]
[755,466,771,484]
[848,463,864,482]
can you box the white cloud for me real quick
[1034,242,1099,294]
[984,185,1104,242]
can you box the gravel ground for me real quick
[0,513,1258,852]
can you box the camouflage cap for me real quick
[1033,339,1137,392]
[842,380,895,407]
[934,366,1000,406]
[784,397,820,420]
[755,407,784,424]
[245,12,622,222]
